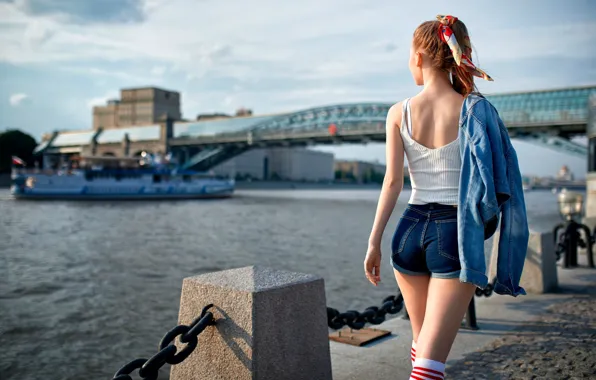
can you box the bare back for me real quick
[407,92,464,149]
[398,90,463,206]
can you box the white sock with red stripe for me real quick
[410,340,417,366]
[410,358,445,380]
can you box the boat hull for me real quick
[10,170,235,201]
[11,190,233,201]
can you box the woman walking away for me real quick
[364,15,529,380]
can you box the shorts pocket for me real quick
[392,215,419,254]
[436,219,459,261]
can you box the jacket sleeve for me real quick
[480,99,511,207]
[458,105,500,288]
[468,100,502,238]
[458,129,490,287]
[488,104,530,296]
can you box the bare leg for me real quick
[416,277,476,363]
[393,270,430,344]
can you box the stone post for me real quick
[488,230,558,294]
[170,266,333,380]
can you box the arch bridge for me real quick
[170,86,594,171]
[36,85,596,172]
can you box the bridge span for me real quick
[36,85,596,171]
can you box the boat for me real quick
[10,154,234,200]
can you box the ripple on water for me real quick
[3,283,64,298]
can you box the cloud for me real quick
[0,0,146,24]
[60,66,157,84]
[150,66,166,76]
[86,91,118,108]
[0,0,592,83]
[9,93,28,106]
[472,22,596,63]
[2,1,596,137]
[1,0,592,93]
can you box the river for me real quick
[0,188,564,379]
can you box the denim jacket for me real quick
[458,94,529,296]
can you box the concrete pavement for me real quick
[329,255,596,380]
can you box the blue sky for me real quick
[1,0,595,177]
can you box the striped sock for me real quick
[410,340,416,366]
[410,358,445,380]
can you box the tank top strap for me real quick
[401,98,413,137]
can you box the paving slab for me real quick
[330,255,596,380]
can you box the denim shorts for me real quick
[391,203,461,279]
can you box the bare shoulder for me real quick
[386,101,403,130]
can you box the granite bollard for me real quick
[170,266,333,380]
[488,230,558,294]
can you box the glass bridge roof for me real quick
[173,114,277,138]
[486,86,596,125]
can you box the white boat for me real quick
[10,155,234,200]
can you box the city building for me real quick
[556,165,575,181]
[92,87,182,129]
[196,108,254,121]
[334,159,387,183]
[213,148,335,182]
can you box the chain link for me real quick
[327,293,404,330]
[113,279,497,377]
[112,304,215,380]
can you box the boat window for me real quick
[153,174,161,183]
[183,175,191,182]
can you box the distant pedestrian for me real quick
[364,15,529,379]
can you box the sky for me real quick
[1,0,595,177]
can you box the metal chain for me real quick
[327,293,404,330]
[112,304,216,380]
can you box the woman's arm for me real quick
[364,102,405,285]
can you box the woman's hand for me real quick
[364,245,382,286]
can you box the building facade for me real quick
[212,148,335,182]
[334,160,386,183]
[93,87,182,129]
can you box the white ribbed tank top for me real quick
[399,98,461,205]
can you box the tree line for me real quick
[0,129,38,173]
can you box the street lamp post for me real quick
[553,190,595,268]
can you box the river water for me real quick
[0,188,564,379]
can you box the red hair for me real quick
[413,19,476,97]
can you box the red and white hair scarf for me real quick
[436,14,493,81]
